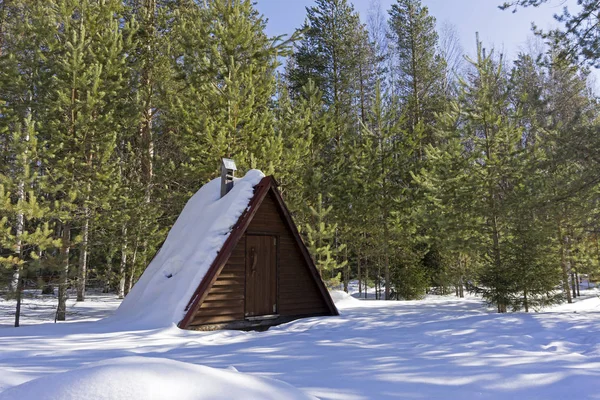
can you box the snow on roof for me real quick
[111,170,265,328]
[0,356,316,400]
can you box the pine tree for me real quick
[541,44,596,303]
[305,193,347,285]
[275,79,324,220]
[501,0,600,67]
[387,0,450,299]
[170,0,285,189]
[0,118,57,326]
[388,0,446,157]
[286,0,375,292]
[462,42,523,312]
[0,0,40,292]
[360,82,423,299]
[117,0,164,295]
[415,99,481,298]
[424,39,525,312]
[506,49,567,309]
[37,0,128,315]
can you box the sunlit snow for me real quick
[1,286,599,399]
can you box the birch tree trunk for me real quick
[12,98,32,326]
[9,178,24,293]
[14,270,22,327]
[9,100,31,293]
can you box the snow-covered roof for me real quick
[112,170,265,328]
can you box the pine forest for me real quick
[2,0,600,325]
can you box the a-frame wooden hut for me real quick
[178,175,338,330]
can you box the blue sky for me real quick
[254,0,579,63]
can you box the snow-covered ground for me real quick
[0,356,314,400]
[1,289,600,399]
[0,289,121,328]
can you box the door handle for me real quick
[250,247,257,274]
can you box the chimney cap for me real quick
[221,158,237,171]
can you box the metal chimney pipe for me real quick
[220,158,237,198]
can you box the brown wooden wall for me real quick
[189,236,246,326]
[247,192,329,317]
[189,189,330,328]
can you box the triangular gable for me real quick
[178,176,338,329]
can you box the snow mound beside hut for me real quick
[0,356,316,400]
[111,170,265,328]
[329,290,360,310]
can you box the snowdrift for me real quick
[111,170,265,328]
[329,290,360,310]
[0,356,316,400]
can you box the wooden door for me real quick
[245,235,277,317]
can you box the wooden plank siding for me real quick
[247,192,329,317]
[186,184,332,330]
[189,236,246,326]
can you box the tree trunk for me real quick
[10,267,19,292]
[125,239,139,296]
[117,226,127,299]
[14,273,22,327]
[575,271,580,296]
[343,246,349,293]
[558,223,572,303]
[377,260,381,300]
[364,256,368,299]
[57,223,71,321]
[140,0,155,201]
[524,289,529,313]
[137,0,155,293]
[491,214,505,312]
[357,254,361,296]
[0,0,5,58]
[571,272,577,299]
[9,158,26,293]
[408,3,421,157]
[383,253,389,301]
[76,208,90,302]
[104,252,113,293]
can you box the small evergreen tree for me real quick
[0,118,58,326]
[305,193,347,286]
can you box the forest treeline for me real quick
[1,0,600,324]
